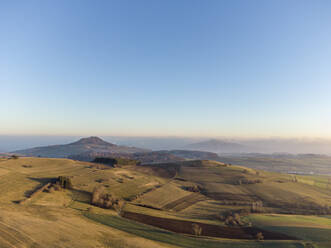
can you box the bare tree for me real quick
[11,155,19,159]
[256,232,264,241]
[192,223,202,236]
[91,186,105,205]
[114,200,126,216]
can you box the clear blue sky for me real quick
[1,0,331,138]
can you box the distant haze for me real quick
[184,138,331,155]
[0,135,200,152]
[1,135,331,155]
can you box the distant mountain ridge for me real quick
[70,136,115,146]
[14,136,149,158]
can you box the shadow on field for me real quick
[84,212,304,248]
[24,177,57,197]
[122,211,298,240]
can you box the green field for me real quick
[247,214,331,248]
[84,211,305,248]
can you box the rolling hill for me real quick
[68,150,185,164]
[13,136,149,158]
[131,160,331,215]
[218,153,331,175]
[1,156,330,247]
[69,149,221,164]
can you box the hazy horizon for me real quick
[2,134,331,155]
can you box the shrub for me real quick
[114,199,126,216]
[256,232,264,241]
[95,178,107,183]
[304,243,315,248]
[116,178,124,183]
[225,215,234,225]
[53,184,62,191]
[22,164,32,168]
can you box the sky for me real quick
[1,0,331,138]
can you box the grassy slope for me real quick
[0,157,330,247]
[218,156,331,175]
[247,214,331,248]
[174,161,331,211]
[124,160,331,247]
[0,157,171,248]
[132,160,331,215]
[84,209,304,248]
[134,182,192,208]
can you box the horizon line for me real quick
[1,133,331,141]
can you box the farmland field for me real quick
[247,214,331,248]
[0,157,330,247]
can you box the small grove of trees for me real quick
[192,223,202,236]
[236,178,263,185]
[225,213,243,226]
[182,185,203,193]
[219,200,252,206]
[317,204,331,215]
[43,176,73,193]
[92,157,140,167]
[22,164,32,168]
[11,155,19,159]
[292,176,298,183]
[251,201,264,213]
[92,157,118,167]
[91,186,126,215]
[57,176,73,189]
[219,211,247,226]
[272,201,331,215]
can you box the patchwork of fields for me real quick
[0,157,330,247]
